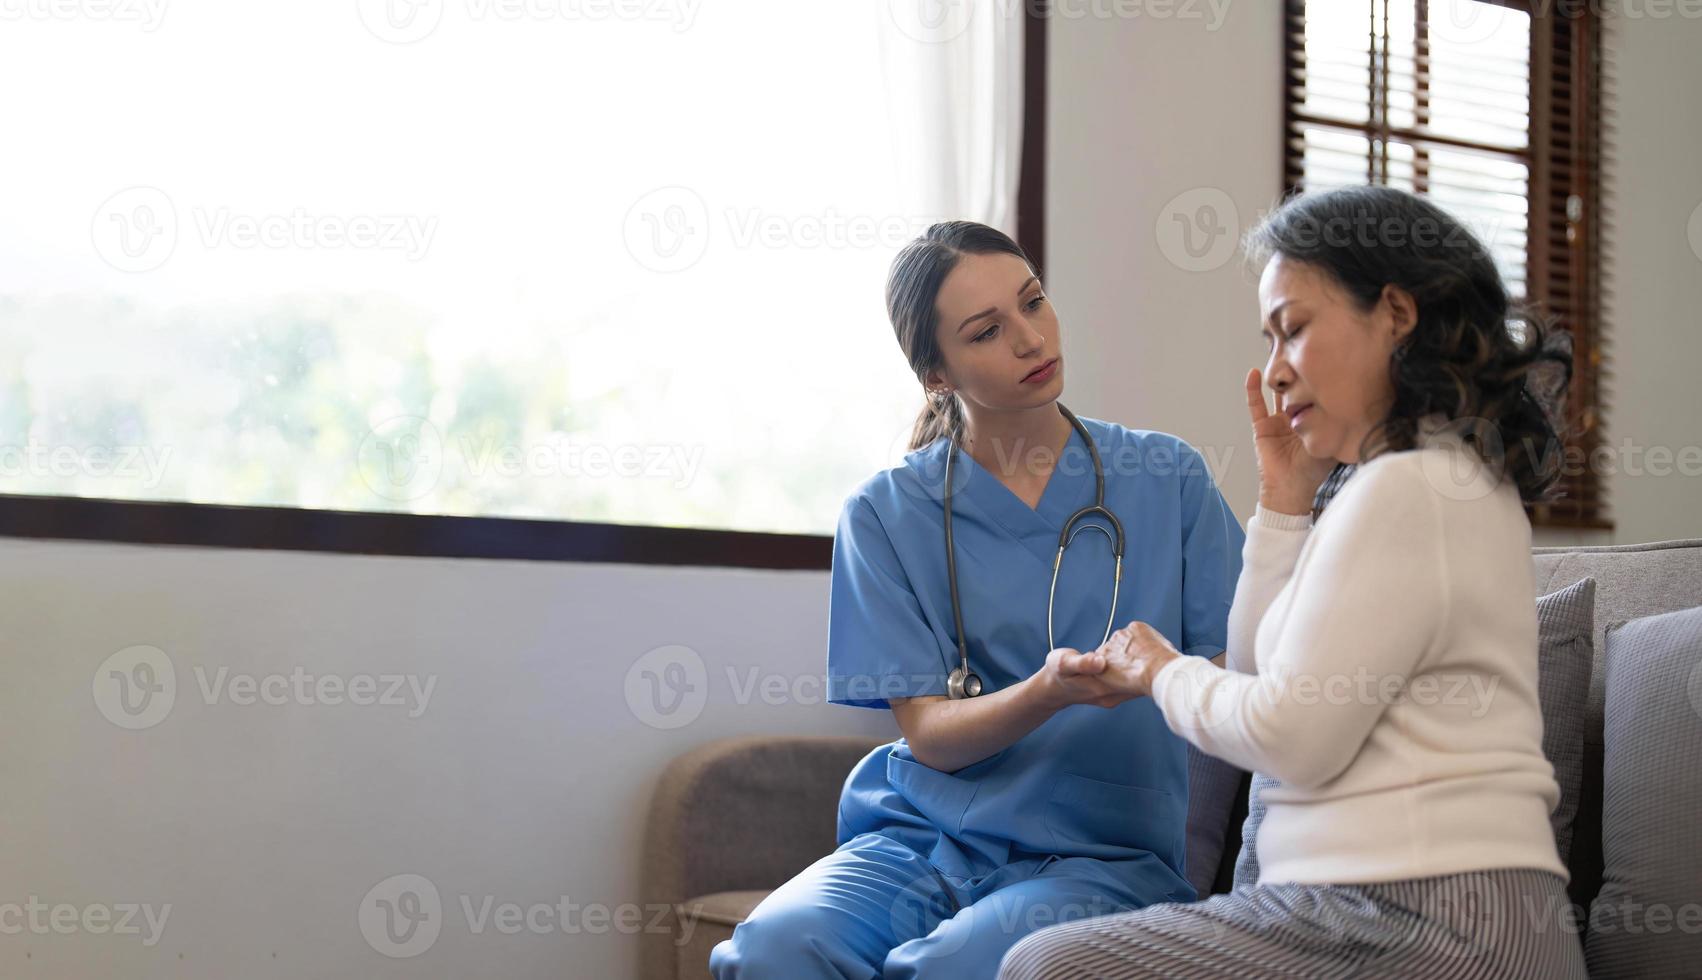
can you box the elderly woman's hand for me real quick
[1094,622,1184,699]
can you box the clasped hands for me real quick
[1041,622,1183,710]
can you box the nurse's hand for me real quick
[1094,622,1183,698]
[1039,647,1136,710]
[1247,367,1337,515]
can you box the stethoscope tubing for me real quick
[942,403,1126,699]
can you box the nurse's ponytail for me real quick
[911,389,966,451]
[887,220,1038,452]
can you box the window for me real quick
[0,2,1047,565]
[1282,0,1609,527]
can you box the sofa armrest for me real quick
[639,735,886,980]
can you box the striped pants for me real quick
[997,867,1588,979]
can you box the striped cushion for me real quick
[1585,604,1702,978]
[1535,578,1597,868]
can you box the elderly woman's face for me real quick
[1257,254,1415,464]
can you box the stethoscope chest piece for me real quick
[947,665,983,700]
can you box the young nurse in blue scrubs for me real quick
[709,221,1246,979]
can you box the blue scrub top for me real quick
[828,416,1246,884]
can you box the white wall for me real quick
[1044,0,1283,522]
[1596,11,1702,546]
[0,537,891,979]
[4,6,1699,980]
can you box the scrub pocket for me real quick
[1043,771,1184,863]
[886,752,981,836]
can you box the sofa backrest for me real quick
[1530,538,1702,907]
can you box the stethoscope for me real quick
[942,404,1125,699]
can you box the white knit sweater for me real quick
[1153,416,1568,885]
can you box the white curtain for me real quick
[877,1,1027,239]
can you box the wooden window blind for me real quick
[1282,0,1609,528]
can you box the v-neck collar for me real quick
[927,417,1101,566]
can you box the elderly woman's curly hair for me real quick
[1243,185,1574,517]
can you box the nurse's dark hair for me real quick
[1243,185,1574,517]
[887,220,1040,451]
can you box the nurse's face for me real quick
[1257,254,1415,465]
[926,251,1062,410]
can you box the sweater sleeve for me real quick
[1151,460,1449,790]
[1224,504,1312,675]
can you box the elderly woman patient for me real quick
[1000,186,1586,979]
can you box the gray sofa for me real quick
[641,537,1702,980]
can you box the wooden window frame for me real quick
[1281,0,1611,529]
[0,7,1050,570]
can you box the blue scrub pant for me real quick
[708,831,1193,979]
